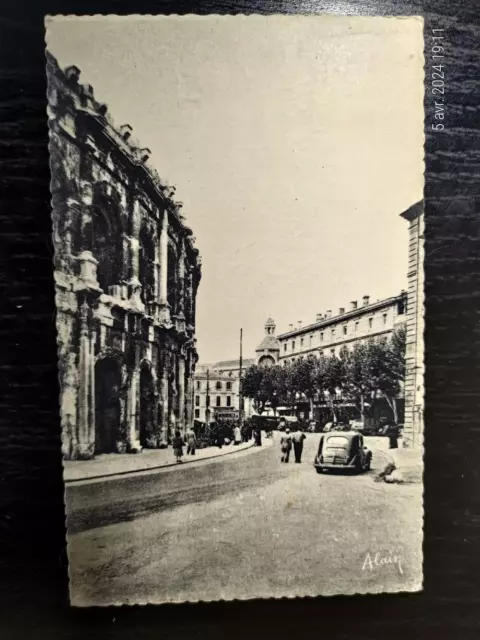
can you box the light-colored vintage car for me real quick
[314,431,372,474]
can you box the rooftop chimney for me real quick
[316,313,323,322]
[97,103,108,117]
[65,65,80,83]
[297,321,302,328]
[350,301,357,311]
[120,124,133,141]
[363,295,370,307]
[339,307,345,315]
[326,310,332,319]
[82,84,94,99]
[289,324,294,330]
[139,148,151,162]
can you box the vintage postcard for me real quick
[46,14,425,605]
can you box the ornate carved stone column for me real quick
[177,240,186,318]
[71,181,101,291]
[168,352,178,441]
[191,274,199,330]
[126,339,142,453]
[157,349,169,447]
[158,210,171,324]
[184,268,192,328]
[128,198,143,308]
[177,353,186,434]
[77,180,94,253]
[184,351,194,430]
[76,298,95,459]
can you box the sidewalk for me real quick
[64,437,271,483]
[368,437,423,484]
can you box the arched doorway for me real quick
[140,364,156,447]
[95,357,122,454]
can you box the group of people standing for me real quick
[172,429,198,463]
[172,423,249,463]
[280,428,306,463]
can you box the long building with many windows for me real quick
[277,292,407,364]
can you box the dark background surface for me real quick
[1,1,479,638]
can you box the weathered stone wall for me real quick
[47,52,201,460]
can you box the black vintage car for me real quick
[314,431,372,474]
[251,415,280,431]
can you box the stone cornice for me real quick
[278,293,407,340]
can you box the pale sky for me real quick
[46,15,424,363]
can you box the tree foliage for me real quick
[242,328,406,421]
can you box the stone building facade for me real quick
[255,318,280,366]
[47,53,201,460]
[400,201,424,447]
[194,360,255,423]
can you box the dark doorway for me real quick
[95,358,122,454]
[140,364,156,447]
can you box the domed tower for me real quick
[255,317,280,367]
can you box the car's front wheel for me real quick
[316,467,323,474]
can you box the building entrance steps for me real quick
[64,434,273,483]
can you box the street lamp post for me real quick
[206,367,210,426]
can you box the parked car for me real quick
[314,431,372,474]
[279,416,303,429]
[251,415,280,432]
[350,419,365,432]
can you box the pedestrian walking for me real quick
[241,424,248,443]
[186,429,197,455]
[234,425,242,445]
[292,427,306,463]
[172,430,184,463]
[217,425,225,449]
[280,428,292,463]
[253,427,262,447]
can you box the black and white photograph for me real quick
[46,14,425,606]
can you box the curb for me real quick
[64,440,261,485]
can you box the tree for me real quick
[342,342,372,420]
[242,365,269,415]
[242,364,287,415]
[322,354,346,422]
[377,327,406,423]
[287,356,318,418]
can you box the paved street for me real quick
[66,434,422,606]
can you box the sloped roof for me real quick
[255,335,280,353]
[213,358,255,370]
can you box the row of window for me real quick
[195,395,232,407]
[284,313,389,353]
[195,380,233,391]
[283,335,387,364]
